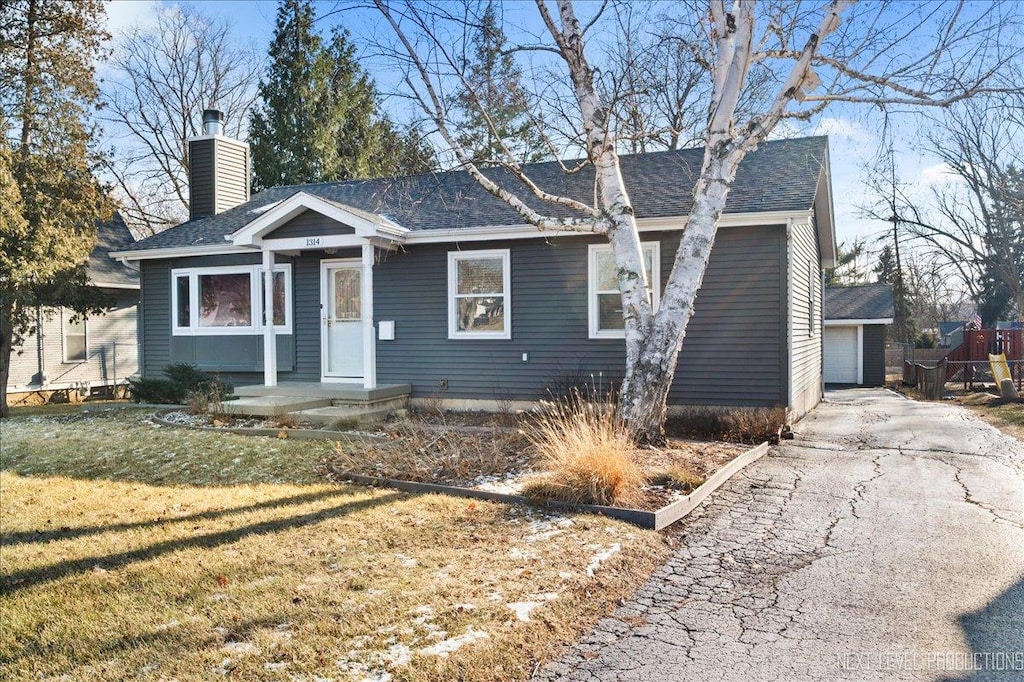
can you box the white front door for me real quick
[322,261,364,380]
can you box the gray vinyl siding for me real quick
[787,220,823,418]
[214,140,250,214]
[375,225,786,406]
[862,324,886,386]
[7,290,139,392]
[265,210,355,240]
[187,140,215,220]
[139,225,787,407]
[188,138,249,220]
[139,253,297,380]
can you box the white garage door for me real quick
[824,326,859,384]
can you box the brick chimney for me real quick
[187,109,250,220]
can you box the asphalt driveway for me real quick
[538,389,1024,681]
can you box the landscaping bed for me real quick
[0,408,669,681]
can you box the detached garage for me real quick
[823,284,894,386]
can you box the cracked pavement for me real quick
[537,389,1024,681]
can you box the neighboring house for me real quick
[939,321,965,349]
[823,284,894,386]
[112,112,836,420]
[6,215,140,402]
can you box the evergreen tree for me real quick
[454,1,545,166]
[874,244,917,344]
[0,0,115,417]
[824,238,866,285]
[249,0,435,191]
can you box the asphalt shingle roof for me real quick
[89,213,139,287]
[128,136,828,252]
[824,284,895,321]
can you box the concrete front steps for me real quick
[223,382,411,426]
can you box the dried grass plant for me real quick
[521,393,645,508]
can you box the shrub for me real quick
[664,405,786,444]
[521,394,645,508]
[127,364,233,407]
[126,377,183,404]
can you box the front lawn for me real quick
[0,408,669,681]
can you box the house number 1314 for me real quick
[305,237,322,247]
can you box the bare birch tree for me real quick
[101,6,260,235]
[371,0,1021,441]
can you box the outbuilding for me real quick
[823,284,894,386]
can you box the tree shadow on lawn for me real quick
[3,610,293,672]
[0,487,363,548]
[0,490,406,595]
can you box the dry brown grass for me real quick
[0,409,670,681]
[665,405,787,444]
[520,398,645,508]
[328,420,532,484]
[648,466,705,492]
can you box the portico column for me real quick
[262,248,277,387]
[361,243,376,389]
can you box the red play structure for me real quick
[903,329,1023,396]
[941,329,1023,389]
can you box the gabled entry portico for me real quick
[227,192,409,389]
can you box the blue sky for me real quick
[104,0,958,259]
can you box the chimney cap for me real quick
[202,108,225,136]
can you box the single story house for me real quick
[7,215,140,402]
[823,283,894,386]
[112,112,836,420]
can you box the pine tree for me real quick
[249,0,435,191]
[874,244,917,345]
[0,0,115,417]
[454,1,545,166]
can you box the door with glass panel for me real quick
[322,262,363,379]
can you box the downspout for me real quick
[35,304,45,386]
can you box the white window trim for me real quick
[62,309,87,363]
[171,264,292,336]
[588,242,661,339]
[447,249,512,340]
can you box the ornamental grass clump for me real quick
[522,394,645,508]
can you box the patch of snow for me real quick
[470,471,534,495]
[508,547,536,560]
[154,619,179,631]
[507,593,559,622]
[222,641,260,655]
[558,571,574,580]
[486,591,504,602]
[418,628,489,657]
[264,661,289,671]
[586,543,621,577]
[452,602,476,611]
[394,553,417,568]
[250,200,282,214]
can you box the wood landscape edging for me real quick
[329,441,771,530]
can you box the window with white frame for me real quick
[588,242,660,339]
[448,249,511,339]
[172,264,292,335]
[62,310,87,362]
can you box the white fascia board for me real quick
[90,281,141,290]
[405,210,812,244]
[110,244,256,261]
[824,318,894,326]
[230,191,408,247]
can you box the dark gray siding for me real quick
[862,324,886,386]
[140,253,296,379]
[141,226,787,406]
[265,210,355,240]
[187,140,215,220]
[374,225,786,407]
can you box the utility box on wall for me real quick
[378,321,395,341]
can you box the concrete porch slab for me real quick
[288,403,406,427]
[220,395,331,417]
